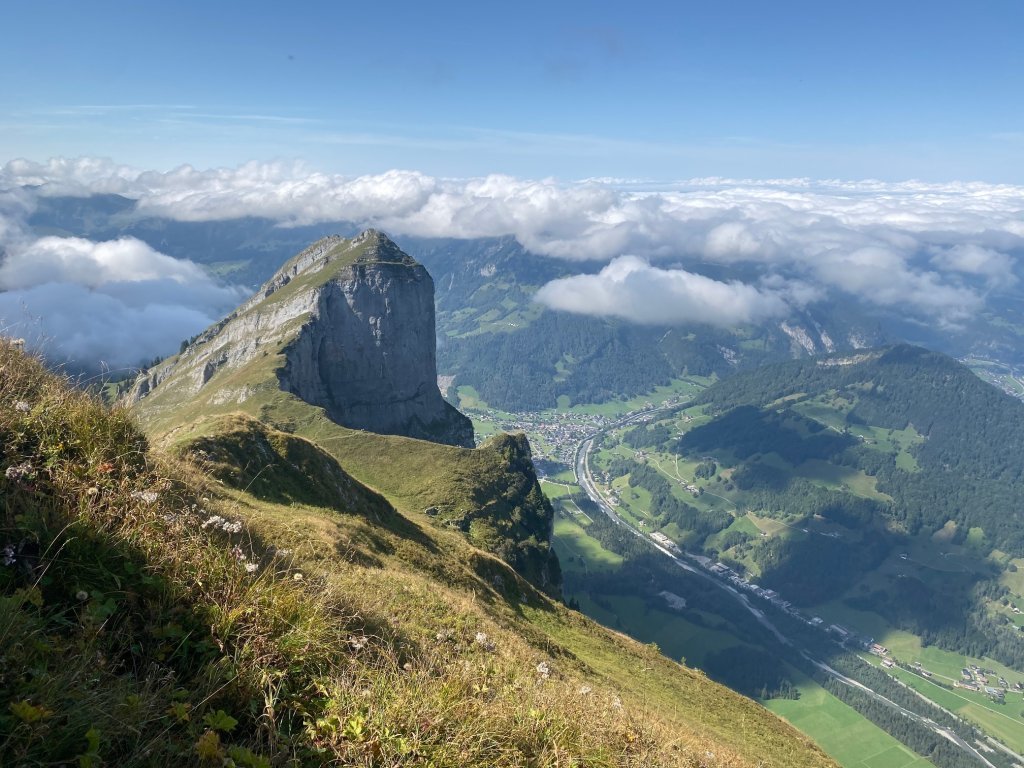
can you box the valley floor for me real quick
[459,378,1024,768]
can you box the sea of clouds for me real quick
[2,156,1023,368]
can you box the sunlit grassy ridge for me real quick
[0,340,836,766]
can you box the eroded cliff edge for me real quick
[132,229,473,448]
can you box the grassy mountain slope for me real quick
[0,339,835,767]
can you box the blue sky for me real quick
[1,0,1022,181]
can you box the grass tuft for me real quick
[0,339,833,767]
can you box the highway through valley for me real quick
[570,409,1002,768]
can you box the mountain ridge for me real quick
[132,229,473,448]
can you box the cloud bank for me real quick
[0,193,244,370]
[2,157,1024,358]
[535,256,791,326]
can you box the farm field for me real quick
[764,681,934,768]
[552,512,622,573]
[545,492,935,768]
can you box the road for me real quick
[570,409,1001,768]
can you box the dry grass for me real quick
[0,339,833,767]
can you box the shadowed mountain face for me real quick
[277,234,473,447]
[132,229,474,447]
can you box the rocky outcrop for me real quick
[278,236,473,447]
[132,230,474,448]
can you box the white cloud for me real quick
[0,236,218,290]
[929,243,1017,285]
[0,190,244,370]
[535,255,791,326]
[3,157,1024,327]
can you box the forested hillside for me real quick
[695,345,1024,552]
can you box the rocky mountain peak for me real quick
[350,228,416,265]
[131,232,474,448]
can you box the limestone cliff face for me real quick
[278,242,473,447]
[131,230,474,448]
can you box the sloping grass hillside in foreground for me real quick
[0,339,834,767]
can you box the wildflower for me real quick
[5,463,33,482]
[85,487,99,496]
[348,635,368,651]
[435,628,454,642]
[13,400,29,413]
[611,696,623,710]
[230,545,245,561]
[244,562,259,574]
[201,515,242,534]
[579,685,592,695]
[2,545,15,566]
[130,490,159,504]
[474,631,495,651]
[536,661,551,679]
[292,572,303,581]
[76,590,89,601]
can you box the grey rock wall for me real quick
[132,230,474,448]
[279,258,473,447]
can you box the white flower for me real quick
[201,514,242,534]
[292,572,303,581]
[474,631,497,652]
[244,562,259,573]
[536,661,551,679]
[2,544,15,566]
[76,590,89,601]
[611,696,623,710]
[230,545,245,561]
[13,401,29,413]
[130,490,159,504]
[579,685,592,695]
[348,635,368,651]
[5,463,33,482]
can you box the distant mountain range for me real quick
[25,193,1024,410]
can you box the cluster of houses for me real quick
[866,645,1021,703]
[955,665,1019,700]
[471,409,611,462]
[649,531,682,555]
[707,561,795,612]
[704,561,888,648]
